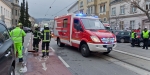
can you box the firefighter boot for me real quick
[46,52,49,56]
[19,58,23,62]
[42,52,45,58]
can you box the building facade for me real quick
[68,1,79,13]
[78,0,110,23]
[29,16,35,27]
[9,0,20,27]
[0,0,12,28]
[109,0,149,30]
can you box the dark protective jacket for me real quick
[41,27,51,42]
[33,27,41,40]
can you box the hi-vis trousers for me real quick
[14,43,23,58]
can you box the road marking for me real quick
[58,56,70,68]
[42,62,47,71]
[50,47,55,52]
[113,49,150,61]
[27,43,29,47]
[24,48,28,53]
[102,55,150,75]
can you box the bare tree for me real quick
[126,0,150,21]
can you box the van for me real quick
[53,13,117,57]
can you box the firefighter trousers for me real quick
[33,38,40,52]
[42,42,50,56]
[14,43,23,58]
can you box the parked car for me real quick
[130,33,150,47]
[116,31,131,43]
[23,27,31,33]
[0,20,16,75]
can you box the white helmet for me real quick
[44,23,48,27]
[34,24,38,27]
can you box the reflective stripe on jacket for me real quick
[41,29,50,42]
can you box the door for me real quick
[124,31,131,42]
[0,24,13,75]
[61,17,71,45]
[72,18,83,47]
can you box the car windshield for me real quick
[105,27,110,31]
[81,19,105,29]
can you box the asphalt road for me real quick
[16,34,150,75]
[50,39,150,75]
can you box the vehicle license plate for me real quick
[107,44,113,48]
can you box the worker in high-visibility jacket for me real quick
[33,24,41,52]
[141,27,150,50]
[131,30,136,47]
[10,23,26,62]
[41,24,51,57]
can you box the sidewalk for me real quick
[25,41,72,75]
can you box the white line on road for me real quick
[24,48,28,53]
[27,43,29,47]
[102,55,150,75]
[113,49,150,61]
[50,47,55,52]
[58,56,70,68]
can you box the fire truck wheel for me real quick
[57,38,65,47]
[81,44,90,57]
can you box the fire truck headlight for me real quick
[90,36,100,42]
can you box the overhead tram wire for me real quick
[44,0,57,16]
[51,1,77,17]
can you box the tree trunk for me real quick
[145,12,150,22]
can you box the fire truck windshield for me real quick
[81,19,105,29]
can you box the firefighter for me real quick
[33,24,41,52]
[131,29,136,47]
[141,27,150,50]
[41,23,51,57]
[10,23,26,62]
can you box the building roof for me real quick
[1,0,13,8]
[67,1,78,11]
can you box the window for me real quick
[112,7,116,15]
[130,6,137,13]
[80,1,83,8]
[81,19,105,29]
[16,20,18,25]
[74,19,82,31]
[16,10,17,16]
[120,6,125,14]
[1,7,3,15]
[146,2,150,10]
[63,19,68,28]
[0,24,10,43]
[130,20,135,29]
[100,3,106,13]
[103,18,107,22]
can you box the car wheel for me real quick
[139,42,144,47]
[9,66,15,75]
[57,38,65,47]
[120,39,125,43]
[80,44,90,57]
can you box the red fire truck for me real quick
[53,13,117,57]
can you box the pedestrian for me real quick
[41,24,51,57]
[131,29,136,47]
[141,27,150,50]
[10,23,26,62]
[33,24,41,52]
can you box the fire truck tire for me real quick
[81,44,90,57]
[57,38,65,47]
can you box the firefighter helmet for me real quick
[17,23,22,26]
[44,23,48,27]
[34,24,38,27]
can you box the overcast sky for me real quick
[19,0,77,18]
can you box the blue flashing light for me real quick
[76,13,86,17]
[94,16,99,18]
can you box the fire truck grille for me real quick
[101,38,115,43]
